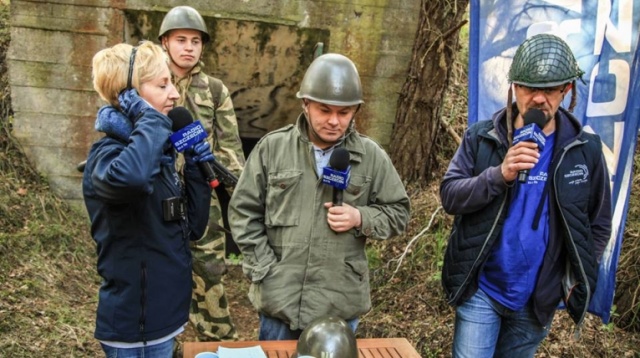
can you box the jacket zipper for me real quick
[448,193,508,304]
[139,260,147,344]
[553,140,590,333]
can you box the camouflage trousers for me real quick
[189,191,238,341]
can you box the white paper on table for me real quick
[217,345,267,358]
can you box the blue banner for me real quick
[469,0,640,323]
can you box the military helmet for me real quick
[294,316,358,358]
[508,33,584,87]
[158,6,210,44]
[296,53,364,106]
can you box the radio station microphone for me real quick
[512,108,547,183]
[322,147,351,206]
[168,107,219,189]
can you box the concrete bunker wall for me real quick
[8,0,419,207]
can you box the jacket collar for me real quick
[94,105,176,165]
[553,107,584,148]
[94,106,132,142]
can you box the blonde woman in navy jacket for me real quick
[83,41,212,357]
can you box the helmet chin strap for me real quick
[162,39,178,68]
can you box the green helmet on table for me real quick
[293,316,358,358]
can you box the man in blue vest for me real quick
[440,33,612,357]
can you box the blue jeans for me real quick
[259,313,359,340]
[100,338,175,358]
[452,289,553,358]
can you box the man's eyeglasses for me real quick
[516,84,567,96]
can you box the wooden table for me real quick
[184,338,421,358]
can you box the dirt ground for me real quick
[175,252,640,358]
[224,265,261,340]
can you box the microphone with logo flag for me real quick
[168,107,239,188]
[512,108,547,183]
[322,147,351,206]
[168,107,219,188]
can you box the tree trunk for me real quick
[390,0,469,185]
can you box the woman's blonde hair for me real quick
[92,40,168,108]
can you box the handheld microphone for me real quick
[322,147,351,206]
[168,107,219,189]
[512,108,547,183]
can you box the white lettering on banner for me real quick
[586,0,633,117]
[583,122,620,180]
[535,1,634,119]
[587,61,631,117]
[594,0,632,54]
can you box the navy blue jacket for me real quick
[440,106,612,327]
[83,106,211,342]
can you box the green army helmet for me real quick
[508,33,584,88]
[293,316,358,358]
[158,6,210,44]
[296,53,364,106]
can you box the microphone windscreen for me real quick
[330,147,350,170]
[168,107,194,132]
[523,108,546,128]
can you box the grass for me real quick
[0,104,101,356]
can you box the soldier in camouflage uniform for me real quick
[159,6,244,342]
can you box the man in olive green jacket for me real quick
[229,53,410,340]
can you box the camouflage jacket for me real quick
[173,62,245,179]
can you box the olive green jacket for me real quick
[229,114,410,330]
